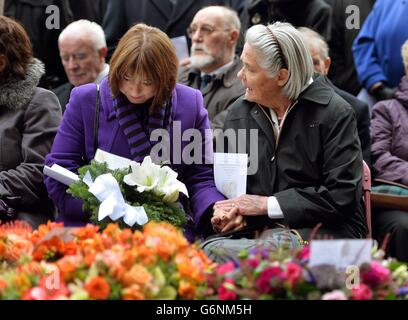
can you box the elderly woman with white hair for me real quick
[201,22,367,259]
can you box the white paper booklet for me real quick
[43,164,79,186]
[171,35,189,61]
[310,239,372,269]
[214,153,248,199]
[43,149,132,186]
[94,149,132,170]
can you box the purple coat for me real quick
[371,76,408,184]
[44,78,225,238]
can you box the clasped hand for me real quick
[211,195,268,233]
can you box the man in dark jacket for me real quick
[247,0,332,41]
[299,27,371,167]
[103,0,249,59]
[68,0,107,24]
[206,23,367,252]
[328,0,374,96]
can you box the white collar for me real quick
[94,63,110,84]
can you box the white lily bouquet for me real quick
[66,150,189,230]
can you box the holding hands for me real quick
[211,195,269,233]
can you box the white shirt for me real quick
[94,63,110,84]
[266,77,314,220]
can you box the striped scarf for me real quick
[115,96,172,162]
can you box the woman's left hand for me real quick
[214,195,268,216]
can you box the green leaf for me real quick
[156,286,178,300]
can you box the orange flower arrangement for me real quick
[0,221,213,300]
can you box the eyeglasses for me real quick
[187,24,231,38]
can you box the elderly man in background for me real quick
[53,19,109,112]
[298,27,371,167]
[178,6,245,130]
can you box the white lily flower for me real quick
[123,157,160,193]
[123,156,188,203]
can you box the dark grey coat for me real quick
[223,75,367,238]
[0,59,62,218]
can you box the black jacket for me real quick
[328,0,375,95]
[53,82,74,113]
[322,76,371,167]
[68,0,107,24]
[103,0,249,59]
[222,75,367,238]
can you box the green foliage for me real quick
[67,160,187,230]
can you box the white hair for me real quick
[199,5,241,31]
[297,27,329,60]
[245,22,314,100]
[59,19,106,50]
[402,40,408,69]
[220,6,241,32]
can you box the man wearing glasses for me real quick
[178,6,245,131]
[53,20,109,113]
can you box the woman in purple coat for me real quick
[370,40,408,262]
[44,24,225,240]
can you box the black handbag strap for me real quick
[93,84,100,154]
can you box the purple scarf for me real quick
[115,95,172,162]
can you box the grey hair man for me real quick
[298,27,371,166]
[53,19,109,112]
[178,6,245,130]
[201,22,367,262]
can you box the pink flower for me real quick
[352,284,373,300]
[22,276,70,300]
[22,287,47,300]
[242,258,260,269]
[322,290,347,300]
[217,261,235,275]
[284,263,303,288]
[256,266,282,293]
[296,246,310,261]
[362,262,390,288]
[218,278,237,300]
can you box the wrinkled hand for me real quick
[211,207,246,233]
[214,194,268,217]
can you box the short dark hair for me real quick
[109,24,178,111]
[0,16,33,84]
